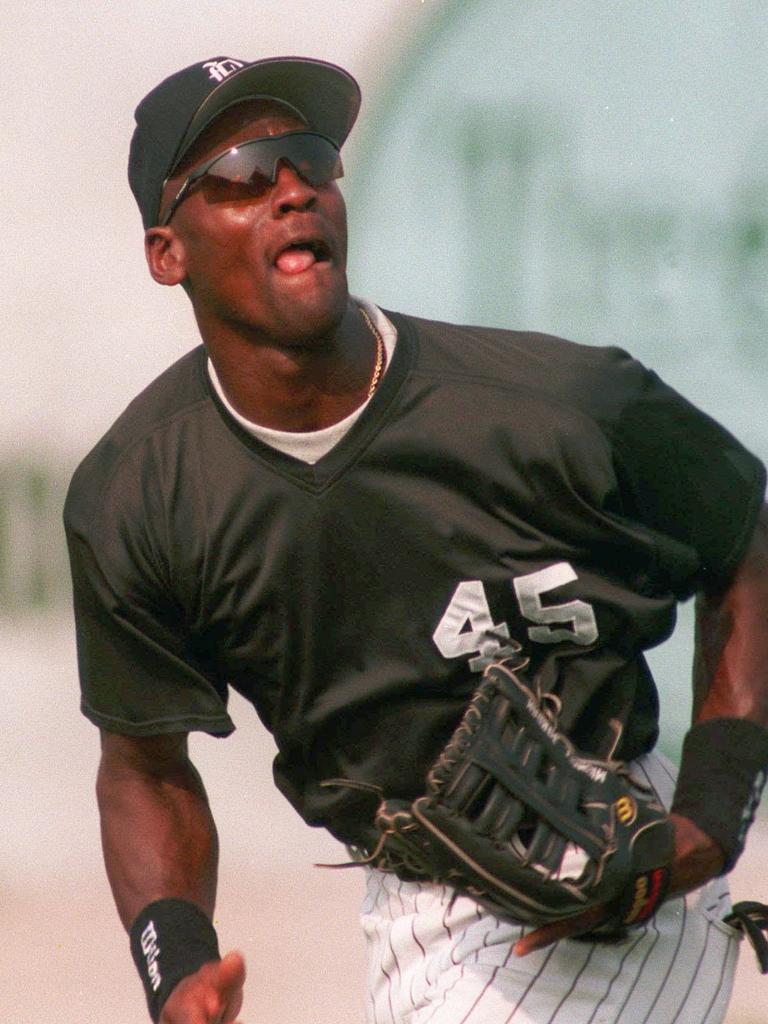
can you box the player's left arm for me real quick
[516,503,768,956]
[669,502,768,891]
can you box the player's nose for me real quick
[270,161,318,216]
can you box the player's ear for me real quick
[144,226,187,287]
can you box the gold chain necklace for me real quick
[359,305,385,399]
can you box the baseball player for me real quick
[64,55,768,1024]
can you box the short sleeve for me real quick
[64,463,235,738]
[610,365,766,591]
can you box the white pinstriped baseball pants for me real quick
[361,751,741,1024]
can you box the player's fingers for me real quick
[217,986,244,1024]
[513,903,608,956]
[203,1005,244,1024]
[206,951,246,1023]
[161,990,221,1024]
[216,950,247,992]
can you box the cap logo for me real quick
[202,58,245,83]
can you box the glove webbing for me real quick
[429,670,612,867]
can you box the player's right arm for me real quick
[97,730,245,1024]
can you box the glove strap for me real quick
[724,901,768,974]
[618,866,671,925]
[671,718,768,872]
[129,899,220,1023]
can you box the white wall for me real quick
[3,3,766,1021]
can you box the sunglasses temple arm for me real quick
[159,181,191,227]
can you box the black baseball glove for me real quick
[347,657,676,939]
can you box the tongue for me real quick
[275,248,317,274]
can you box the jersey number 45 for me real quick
[432,563,599,672]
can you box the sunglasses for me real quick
[159,130,344,226]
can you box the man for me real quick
[64,55,768,1024]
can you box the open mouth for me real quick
[274,239,332,274]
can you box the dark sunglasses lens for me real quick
[208,135,343,190]
[276,136,343,185]
[203,150,272,199]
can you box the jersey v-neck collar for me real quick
[200,309,417,493]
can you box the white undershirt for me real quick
[207,299,397,464]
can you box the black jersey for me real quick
[64,311,765,846]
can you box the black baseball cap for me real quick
[128,55,361,228]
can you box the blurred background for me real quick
[3,1,767,1020]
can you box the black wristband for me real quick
[671,718,768,872]
[129,899,220,1023]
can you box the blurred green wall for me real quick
[346,0,768,756]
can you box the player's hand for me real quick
[159,950,246,1023]
[513,902,608,957]
[514,813,726,957]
